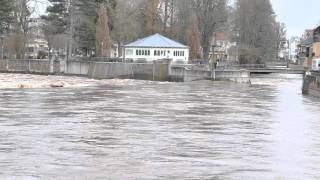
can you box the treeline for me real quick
[0,0,32,59]
[0,0,286,63]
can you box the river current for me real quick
[0,73,320,179]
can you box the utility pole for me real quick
[211,33,217,80]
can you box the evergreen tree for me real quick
[42,0,70,35]
[73,0,98,55]
[0,0,14,34]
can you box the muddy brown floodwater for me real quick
[0,73,320,179]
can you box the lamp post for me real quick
[211,44,216,80]
[211,32,218,81]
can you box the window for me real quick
[126,49,133,56]
[154,50,157,56]
[136,50,139,55]
[142,50,144,55]
[157,50,160,56]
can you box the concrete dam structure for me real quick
[0,59,251,83]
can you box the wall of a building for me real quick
[314,42,320,57]
[125,47,189,63]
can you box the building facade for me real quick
[25,18,49,59]
[124,34,189,64]
[210,32,238,62]
[297,29,314,69]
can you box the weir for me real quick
[0,59,251,83]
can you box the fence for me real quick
[0,59,61,74]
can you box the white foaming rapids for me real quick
[0,73,141,89]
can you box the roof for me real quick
[125,33,188,48]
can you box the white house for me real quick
[124,33,189,64]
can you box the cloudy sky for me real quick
[271,0,320,38]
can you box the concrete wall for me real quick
[215,70,250,83]
[65,61,170,81]
[169,65,250,83]
[303,71,320,97]
[66,60,90,75]
[0,59,250,84]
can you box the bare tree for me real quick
[235,0,278,64]
[96,1,112,57]
[191,0,228,63]
[275,22,287,60]
[187,13,201,61]
[144,0,160,35]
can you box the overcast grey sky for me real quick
[271,0,320,38]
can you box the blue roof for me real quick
[125,33,188,48]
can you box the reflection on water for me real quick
[0,73,320,179]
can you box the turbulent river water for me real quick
[0,73,320,180]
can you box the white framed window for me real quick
[126,49,133,56]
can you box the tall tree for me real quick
[174,0,192,44]
[235,0,278,64]
[0,0,14,34]
[43,0,70,35]
[191,0,228,62]
[187,14,201,60]
[95,1,112,57]
[275,22,287,60]
[144,0,160,35]
[7,0,31,58]
[73,0,98,56]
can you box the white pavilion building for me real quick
[124,34,189,64]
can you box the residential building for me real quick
[25,18,49,59]
[297,29,314,69]
[124,34,189,64]
[210,32,237,62]
[312,26,320,71]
